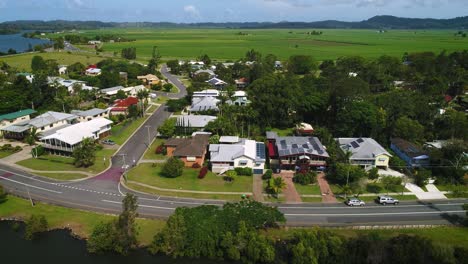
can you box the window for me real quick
[50,124,53,128]
[187,157,196,162]
[239,160,248,166]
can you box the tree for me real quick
[163,83,173,92]
[393,116,425,143]
[288,55,317,75]
[166,60,181,74]
[53,37,65,50]
[161,157,184,178]
[0,184,6,204]
[198,54,211,65]
[137,89,149,117]
[24,214,48,240]
[414,169,431,187]
[225,170,237,182]
[127,104,139,119]
[115,89,127,99]
[121,47,136,60]
[87,221,116,253]
[31,55,46,72]
[267,177,286,196]
[72,137,96,168]
[368,167,379,180]
[245,49,262,62]
[380,176,402,194]
[157,118,176,138]
[25,127,39,146]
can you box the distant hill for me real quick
[1,16,467,30]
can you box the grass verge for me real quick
[31,172,88,181]
[108,116,149,145]
[142,138,166,160]
[294,183,322,195]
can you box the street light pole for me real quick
[145,125,151,148]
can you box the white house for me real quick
[88,40,102,45]
[41,118,112,154]
[71,108,110,122]
[85,68,102,76]
[193,69,216,79]
[48,77,96,93]
[336,138,392,169]
[176,115,217,131]
[189,97,220,112]
[227,90,250,106]
[58,65,68,75]
[192,89,220,98]
[210,137,266,174]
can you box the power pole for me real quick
[145,125,151,148]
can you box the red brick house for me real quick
[110,97,138,116]
[164,134,210,167]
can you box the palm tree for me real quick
[268,177,287,197]
[26,127,39,146]
[340,184,353,199]
[137,89,150,117]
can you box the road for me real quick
[0,67,466,226]
[158,64,187,99]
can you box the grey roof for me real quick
[71,108,107,117]
[176,115,217,128]
[206,78,227,86]
[337,138,391,160]
[219,136,240,143]
[26,111,77,128]
[194,69,215,76]
[268,131,329,158]
[1,125,30,133]
[100,86,125,93]
[190,97,220,112]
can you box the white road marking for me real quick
[0,176,62,194]
[278,203,466,210]
[285,210,466,217]
[102,199,175,210]
[117,182,125,196]
[0,168,64,185]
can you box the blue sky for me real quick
[0,0,466,22]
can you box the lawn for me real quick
[301,197,323,203]
[0,52,109,71]
[50,28,468,61]
[16,148,115,174]
[294,183,322,195]
[127,163,253,193]
[0,150,17,159]
[142,138,167,161]
[330,183,408,195]
[0,195,165,245]
[108,116,148,145]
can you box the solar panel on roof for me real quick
[280,140,287,149]
[292,144,298,148]
[357,138,364,143]
[256,143,266,159]
[291,148,298,154]
[351,141,359,148]
[317,150,324,155]
[302,144,308,148]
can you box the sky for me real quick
[0,0,466,23]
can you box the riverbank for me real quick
[0,195,165,245]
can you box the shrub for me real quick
[155,144,166,155]
[293,172,317,185]
[31,145,45,157]
[192,163,201,169]
[198,166,208,179]
[368,167,379,180]
[24,214,48,240]
[161,157,184,178]
[234,167,253,176]
[262,169,273,180]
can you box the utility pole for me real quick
[145,125,151,148]
[26,185,34,206]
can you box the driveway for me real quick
[277,171,301,203]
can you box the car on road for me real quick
[101,139,116,145]
[346,198,365,206]
[376,196,399,205]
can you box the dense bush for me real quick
[0,144,22,152]
[198,166,208,179]
[155,144,166,155]
[24,214,48,240]
[293,171,317,185]
[31,145,45,157]
[161,157,184,178]
[414,169,431,187]
[234,167,253,176]
[368,167,379,180]
[262,169,273,180]
[191,163,201,169]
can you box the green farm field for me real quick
[56,28,468,61]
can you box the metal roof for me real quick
[71,108,107,117]
[268,131,329,158]
[337,138,391,160]
[177,115,217,128]
[0,109,36,122]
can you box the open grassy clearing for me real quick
[48,28,468,61]
[0,51,110,71]
[16,148,115,174]
[127,163,253,193]
[0,195,165,245]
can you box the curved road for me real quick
[0,67,466,226]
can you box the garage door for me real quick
[253,169,264,175]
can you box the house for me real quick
[71,108,110,122]
[206,77,227,89]
[85,68,101,76]
[227,91,250,106]
[88,40,102,45]
[99,86,132,97]
[58,65,67,75]
[164,134,210,167]
[390,138,430,168]
[41,118,112,155]
[1,111,77,139]
[110,97,138,116]
[222,62,235,68]
[337,138,392,169]
[48,77,95,93]
[137,74,160,87]
[193,69,216,79]
[128,85,149,97]
[189,97,220,113]
[275,61,282,69]
[16,72,34,83]
[0,109,36,137]
[235,78,249,89]
[176,115,217,134]
[210,137,266,174]
[119,72,128,82]
[295,123,314,135]
[192,89,220,98]
[267,131,329,171]
[188,61,205,70]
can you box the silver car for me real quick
[346,198,365,206]
[377,196,399,205]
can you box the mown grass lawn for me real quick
[108,116,148,145]
[142,138,166,160]
[0,195,165,245]
[294,183,322,195]
[0,150,17,159]
[127,163,253,193]
[32,172,88,181]
[16,148,115,174]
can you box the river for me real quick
[0,32,52,53]
[0,221,227,264]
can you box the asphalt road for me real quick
[159,64,187,99]
[0,68,466,226]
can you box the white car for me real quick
[346,198,365,206]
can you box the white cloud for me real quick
[183,5,201,20]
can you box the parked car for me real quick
[376,196,399,205]
[346,198,365,206]
[101,139,116,145]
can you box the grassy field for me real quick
[0,195,165,245]
[294,183,322,195]
[0,51,110,71]
[48,28,468,61]
[142,138,166,160]
[16,148,115,174]
[127,163,253,193]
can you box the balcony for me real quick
[41,143,74,153]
